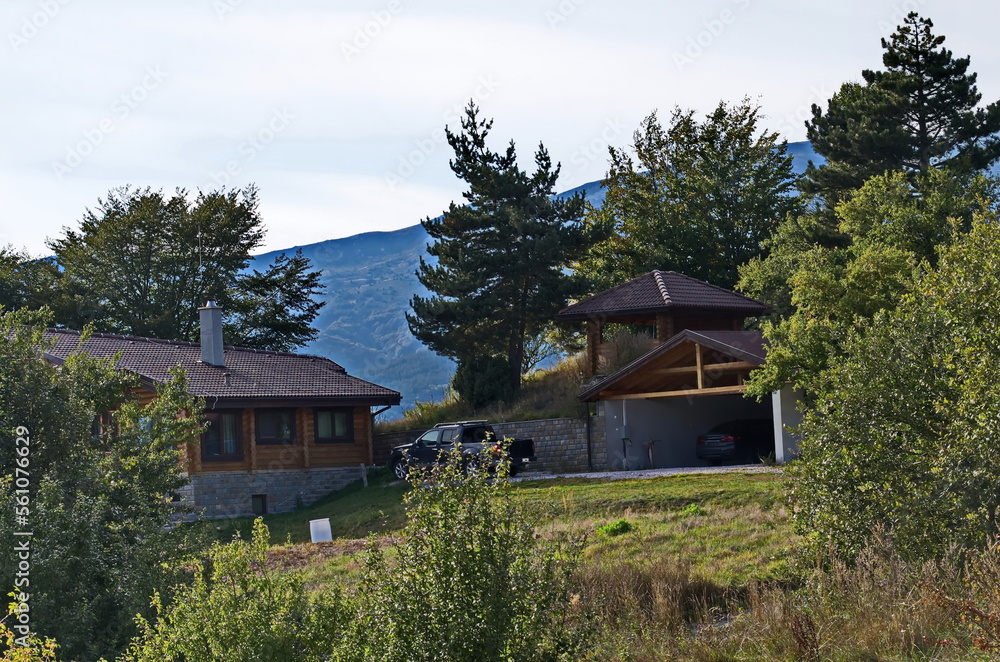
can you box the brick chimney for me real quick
[198,301,225,366]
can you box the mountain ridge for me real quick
[255,140,823,416]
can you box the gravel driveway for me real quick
[512,464,782,483]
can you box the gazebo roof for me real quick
[557,270,771,321]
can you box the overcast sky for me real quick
[2,0,998,255]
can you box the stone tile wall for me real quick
[183,466,366,518]
[372,403,608,474]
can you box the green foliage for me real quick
[0,615,59,661]
[44,185,324,351]
[407,102,602,392]
[804,12,1000,202]
[341,447,588,662]
[0,312,206,661]
[742,168,998,398]
[680,503,707,517]
[792,217,1000,559]
[451,354,514,409]
[121,519,349,662]
[0,248,59,313]
[580,98,799,291]
[596,518,632,537]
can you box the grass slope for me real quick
[208,469,794,588]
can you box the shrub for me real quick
[0,314,205,661]
[596,519,633,537]
[120,519,349,662]
[793,219,1000,560]
[339,446,588,662]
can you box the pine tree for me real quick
[407,103,599,393]
[805,12,1000,203]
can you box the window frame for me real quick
[314,407,355,444]
[202,409,244,461]
[255,408,297,446]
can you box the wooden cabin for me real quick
[42,302,400,517]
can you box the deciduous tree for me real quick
[579,99,799,291]
[0,312,205,661]
[792,217,1000,560]
[46,185,324,350]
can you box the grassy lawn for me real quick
[206,468,795,589]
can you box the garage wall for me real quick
[602,394,771,469]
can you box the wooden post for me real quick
[247,408,257,473]
[301,408,311,471]
[586,319,602,376]
[695,343,704,390]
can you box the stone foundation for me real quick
[182,466,366,518]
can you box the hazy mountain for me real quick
[256,141,822,417]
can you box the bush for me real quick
[0,314,206,661]
[451,355,514,408]
[793,219,1000,560]
[120,519,349,662]
[339,447,588,662]
[596,519,633,537]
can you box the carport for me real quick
[579,329,802,469]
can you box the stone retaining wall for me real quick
[181,466,366,518]
[372,403,607,474]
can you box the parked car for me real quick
[389,420,537,480]
[695,419,774,465]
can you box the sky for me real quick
[2,0,999,256]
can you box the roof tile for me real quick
[557,270,771,319]
[42,329,400,403]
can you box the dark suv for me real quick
[389,420,536,480]
[695,419,774,465]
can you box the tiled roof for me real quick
[42,329,401,404]
[557,270,772,320]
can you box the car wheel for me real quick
[464,457,483,477]
[391,458,408,481]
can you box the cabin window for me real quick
[251,494,267,515]
[256,409,296,445]
[315,408,354,443]
[203,410,243,460]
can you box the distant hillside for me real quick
[257,141,821,417]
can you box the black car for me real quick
[389,421,537,480]
[695,419,774,465]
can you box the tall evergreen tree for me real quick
[407,103,599,393]
[579,99,799,291]
[46,185,325,351]
[805,12,1000,203]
